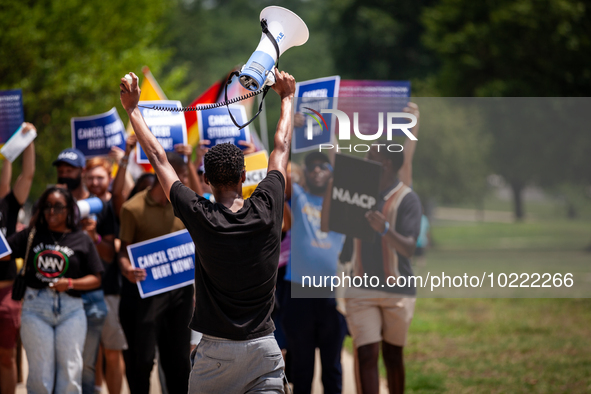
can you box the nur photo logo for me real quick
[304,108,417,153]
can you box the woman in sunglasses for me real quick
[2,187,103,393]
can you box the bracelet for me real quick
[68,278,74,290]
[380,221,390,236]
[120,156,129,165]
[95,234,102,244]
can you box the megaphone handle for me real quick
[221,19,280,130]
[224,71,271,130]
[260,19,281,70]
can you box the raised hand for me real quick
[120,72,141,113]
[271,68,296,100]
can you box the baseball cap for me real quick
[304,151,330,168]
[53,148,86,168]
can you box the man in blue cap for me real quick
[53,148,116,394]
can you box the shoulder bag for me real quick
[11,228,36,301]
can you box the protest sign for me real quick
[0,230,12,260]
[71,108,126,157]
[127,229,195,298]
[198,105,250,150]
[338,80,411,138]
[293,76,340,153]
[0,230,11,260]
[0,124,37,163]
[136,101,188,164]
[0,89,24,144]
[328,154,382,243]
[243,150,268,199]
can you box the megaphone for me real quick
[77,197,103,219]
[239,6,309,91]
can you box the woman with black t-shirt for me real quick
[3,187,103,394]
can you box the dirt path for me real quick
[17,346,388,393]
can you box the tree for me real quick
[326,0,438,81]
[0,0,185,200]
[158,0,337,148]
[412,98,491,209]
[423,0,591,219]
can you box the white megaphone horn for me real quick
[239,6,309,91]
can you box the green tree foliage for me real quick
[423,0,591,219]
[0,0,184,200]
[159,0,337,145]
[412,98,491,206]
[326,0,438,81]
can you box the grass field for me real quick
[346,197,591,393]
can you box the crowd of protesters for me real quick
[0,90,426,394]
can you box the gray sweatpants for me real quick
[189,333,285,393]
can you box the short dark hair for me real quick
[31,187,78,231]
[153,152,187,185]
[128,173,156,200]
[204,143,244,187]
[375,140,404,173]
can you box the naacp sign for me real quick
[328,154,382,243]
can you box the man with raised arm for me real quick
[0,122,35,394]
[120,69,295,394]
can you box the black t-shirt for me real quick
[358,182,422,295]
[170,170,285,340]
[78,193,118,294]
[0,191,22,281]
[7,227,104,297]
[94,195,117,240]
[97,200,121,295]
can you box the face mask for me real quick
[57,175,82,191]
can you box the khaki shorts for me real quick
[101,295,128,350]
[345,297,415,348]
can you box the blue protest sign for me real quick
[71,108,126,157]
[338,80,411,137]
[293,76,340,153]
[0,89,24,144]
[137,101,188,164]
[127,229,195,298]
[198,105,251,150]
[0,230,12,260]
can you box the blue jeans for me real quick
[81,289,107,394]
[20,287,87,394]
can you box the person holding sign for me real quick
[339,145,422,394]
[282,152,348,394]
[2,187,103,394]
[0,122,35,394]
[120,68,295,393]
[117,151,193,394]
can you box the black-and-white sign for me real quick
[328,154,382,242]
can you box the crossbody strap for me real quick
[19,227,36,277]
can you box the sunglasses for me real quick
[43,204,66,215]
[306,163,332,172]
